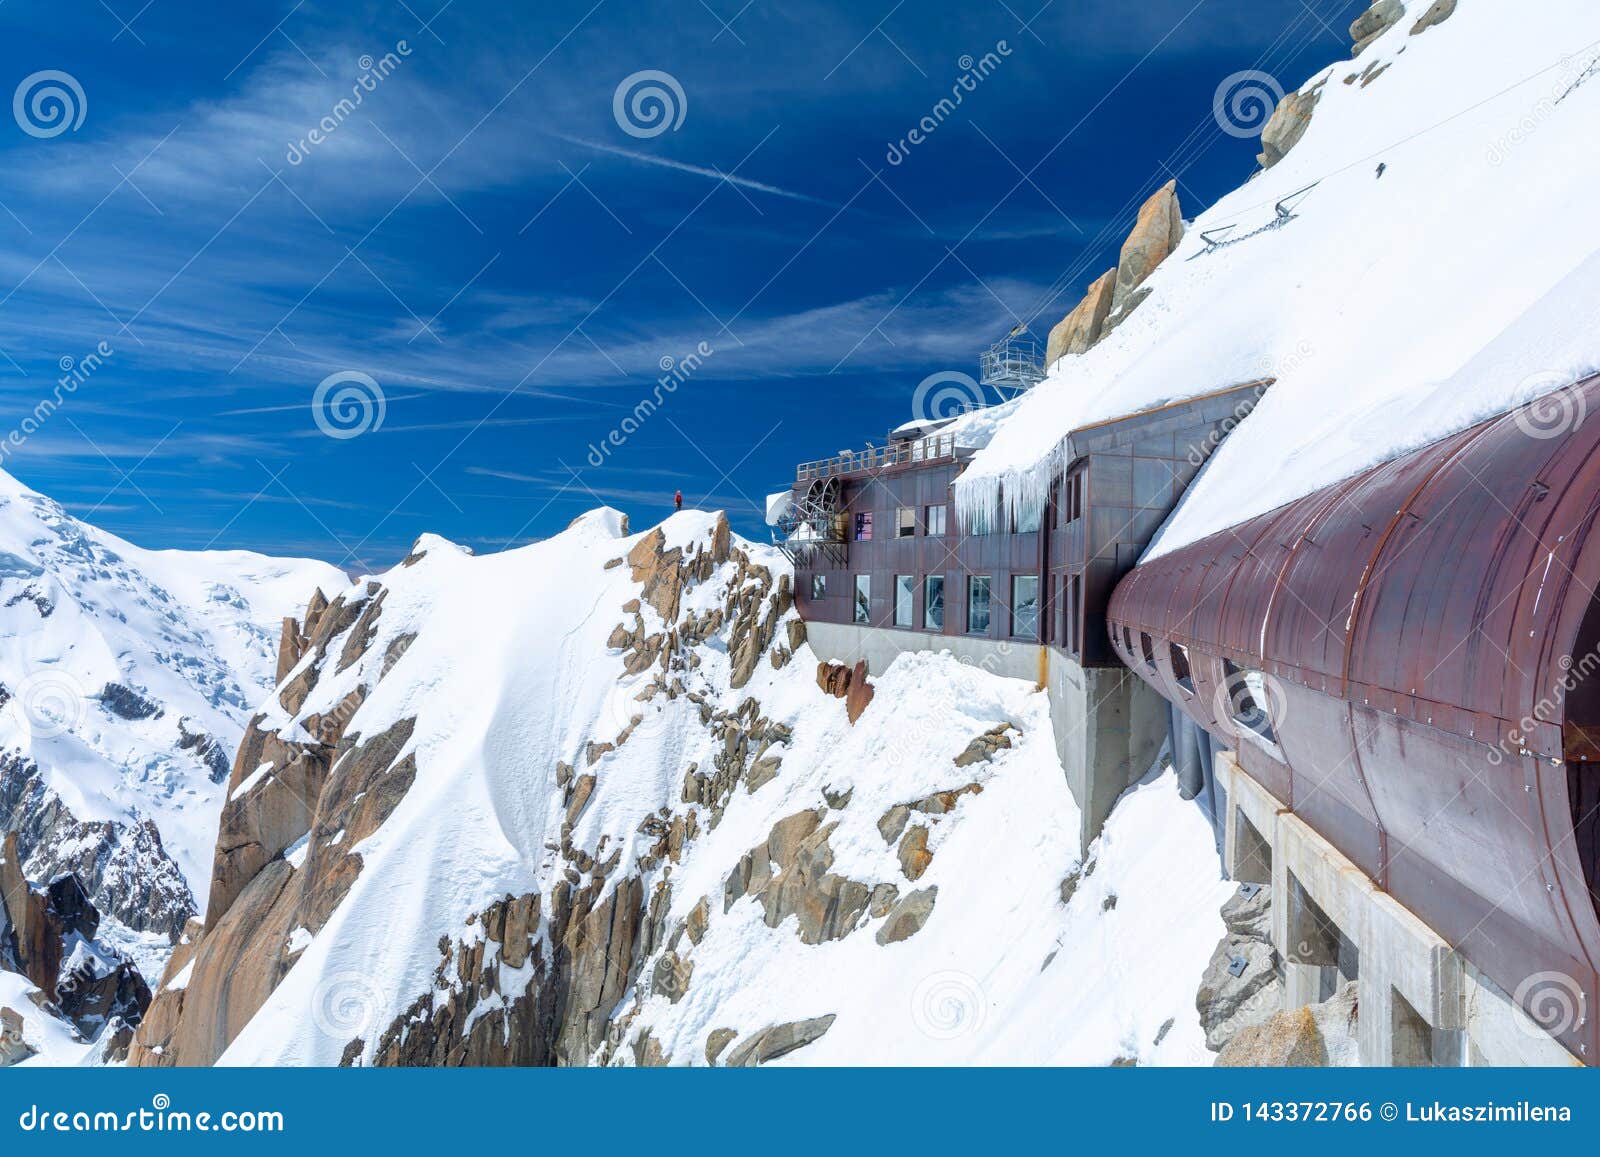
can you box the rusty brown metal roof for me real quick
[1108,373,1600,1062]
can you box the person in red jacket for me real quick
[674,489,683,512]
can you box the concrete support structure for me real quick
[803,619,1165,853]
[1219,751,1581,1067]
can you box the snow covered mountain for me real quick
[957,1,1600,548]
[124,510,1228,1067]
[0,466,345,977]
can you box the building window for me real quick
[1222,660,1280,747]
[1139,632,1157,672]
[924,504,947,537]
[896,507,916,538]
[1012,504,1042,534]
[894,575,914,627]
[1065,574,1082,654]
[854,512,873,541]
[1011,575,1040,638]
[1170,642,1194,693]
[968,575,992,634]
[924,575,945,630]
[811,574,826,600]
[1062,470,1084,523]
[854,575,871,624]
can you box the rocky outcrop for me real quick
[1046,269,1116,365]
[1258,87,1321,168]
[1410,0,1454,35]
[0,1006,34,1065]
[815,659,874,723]
[0,758,194,940]
[1217,980,1359,1066]
[875,886,936,945]
[96,682,162,721]
[1350,0,1404,56]
[722,1014,836,1067]
[1112,181,1184,311]
[0,832,151,1037]
[724,809,876,945]
[1196,885,1282,1052]
[1043,183,1183,365]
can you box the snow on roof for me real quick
[956,3,1600,558]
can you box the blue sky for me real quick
[0,0,1363,570]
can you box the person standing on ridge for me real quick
[674,489,683,512]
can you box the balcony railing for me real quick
[795,432,959,482]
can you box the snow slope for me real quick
[0,466,346,936]
[188,509,1229,1067]
[956,2,1600,556]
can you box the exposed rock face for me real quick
[1112,180,1185,311]
[1350,0,1405,56]
[724,809,877,945]
[722,1014,836,1067]
[135,512,818,1068]
[0,1006,34,1066]
[1046,269,1116,365]
[1217,980,1359,1066]
[0,763,194,940]
[0,832,151,1037]
[97,682,163,721]
[1043,183,1183,365]
[875,886,937,945]
[1196,885,1283,1052]
[1410,0,1454,35]
[815,659,875,722]
[1258,87,1321,169]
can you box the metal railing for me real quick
[795,432,959,482]
[980,332,1044,389]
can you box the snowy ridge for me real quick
[956,2,1600,554]
[0,465,345,942]
[142,508,1231,1067]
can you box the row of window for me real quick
[1120,626,1280,747]
[839,572,1041,637]
[854,504,947,542]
